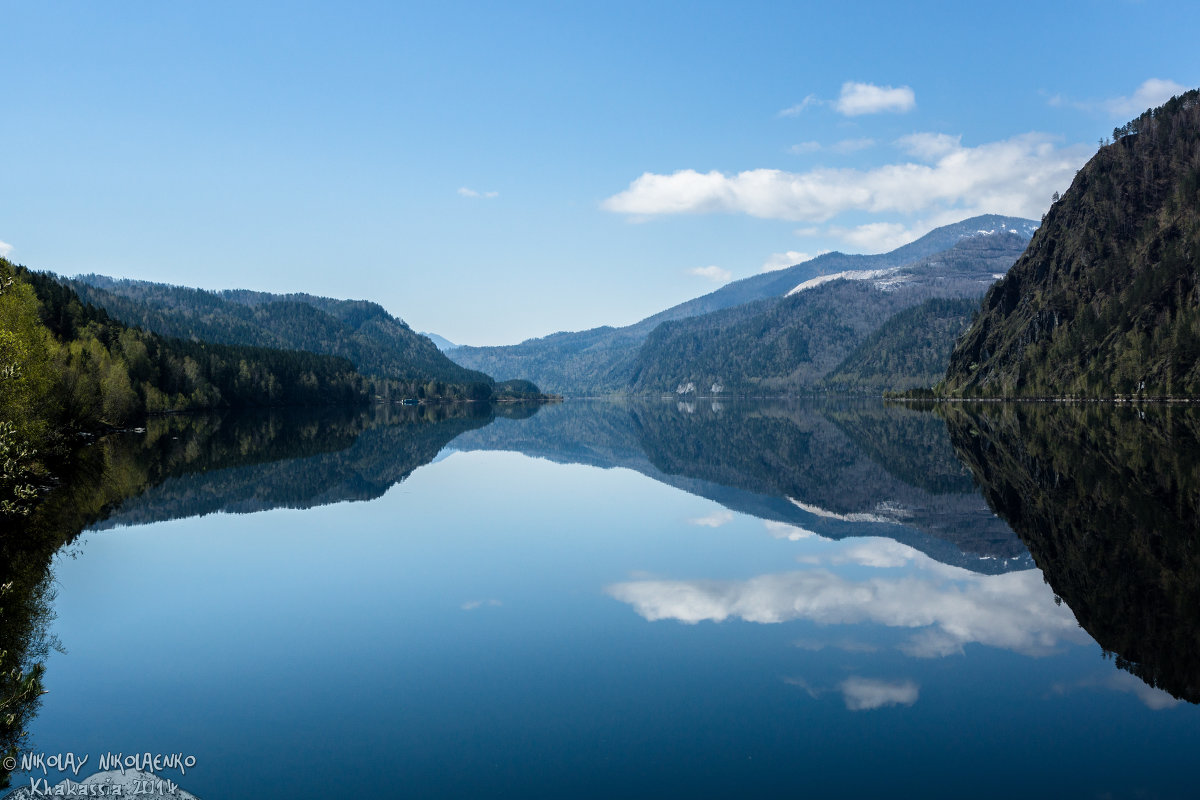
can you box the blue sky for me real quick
[2,0,1197,345]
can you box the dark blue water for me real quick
[13,401,1200,799]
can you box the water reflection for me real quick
[5,396,1200,795]
[92,403,505,528]
[606,539,1088,658]
[455,399,1030,573]
[0,402,504,788]
[944,402,1200,703]
[1052,670,1183,711]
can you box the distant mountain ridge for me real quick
[420,332,459,351]
[450,215,1037,394]
[69,275,493,388]
[642,215,1037,321]
[630,229,1033,395]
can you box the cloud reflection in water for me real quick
[607,537,1088,658]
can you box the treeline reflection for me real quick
[945,402,1200,703]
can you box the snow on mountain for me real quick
[787,267,906,296]
[786,224,1037,296]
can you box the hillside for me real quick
[451,215,1037,394]
[69,275,493,389]
[823,297,981,393]
[628,231,1030,395]
[943,89,1200,396]
[3,256,383,523]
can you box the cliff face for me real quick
[943,89,1200,396]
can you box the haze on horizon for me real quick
[1,0,1197,346]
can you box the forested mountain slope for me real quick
[69,275,493,388]
[451,216,1036,394]
[628,232,1030,394]
[2,260,373,438]
[943,89,1200,396]
[823,297,982,394]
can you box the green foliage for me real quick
[493,378,553,400]
[944,88,1200,396]
[69,275,494,390]
[0,422,39,519]
[824,297,981,393]
[9,262,375,428]
[0,262,56,444]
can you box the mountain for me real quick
[2,260,376,440]
[449,215,1038,394]
[420,331,459,351]
[942,89,1200,396]
[68,275,493,389]
[626,215,1035,329]
[628,231,1031,395]
[823,297,981,393]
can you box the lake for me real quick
[3,399,1198,798]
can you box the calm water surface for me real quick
[7,400,1199,798]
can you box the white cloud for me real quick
[839,677,919,710]
[603,132,1088,225]
[1048,78,1187,118]
[788,141,822,155]
[461,598,502,611]
[689,265,732,283]
[0,240,11,258]
[690,509,735,528]
[761,250,813,272]
[896,132,962,161]
[606,557,1089,657]
[788,138,875,156]
[778,95,819,117]
[830,137,876,154]
[835,82,916,116]
[827,222,919,253]
[458,187,499,199]
[1105,78,1187,116]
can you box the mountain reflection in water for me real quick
[945,401,1200,703]
[4,397,1200,796]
